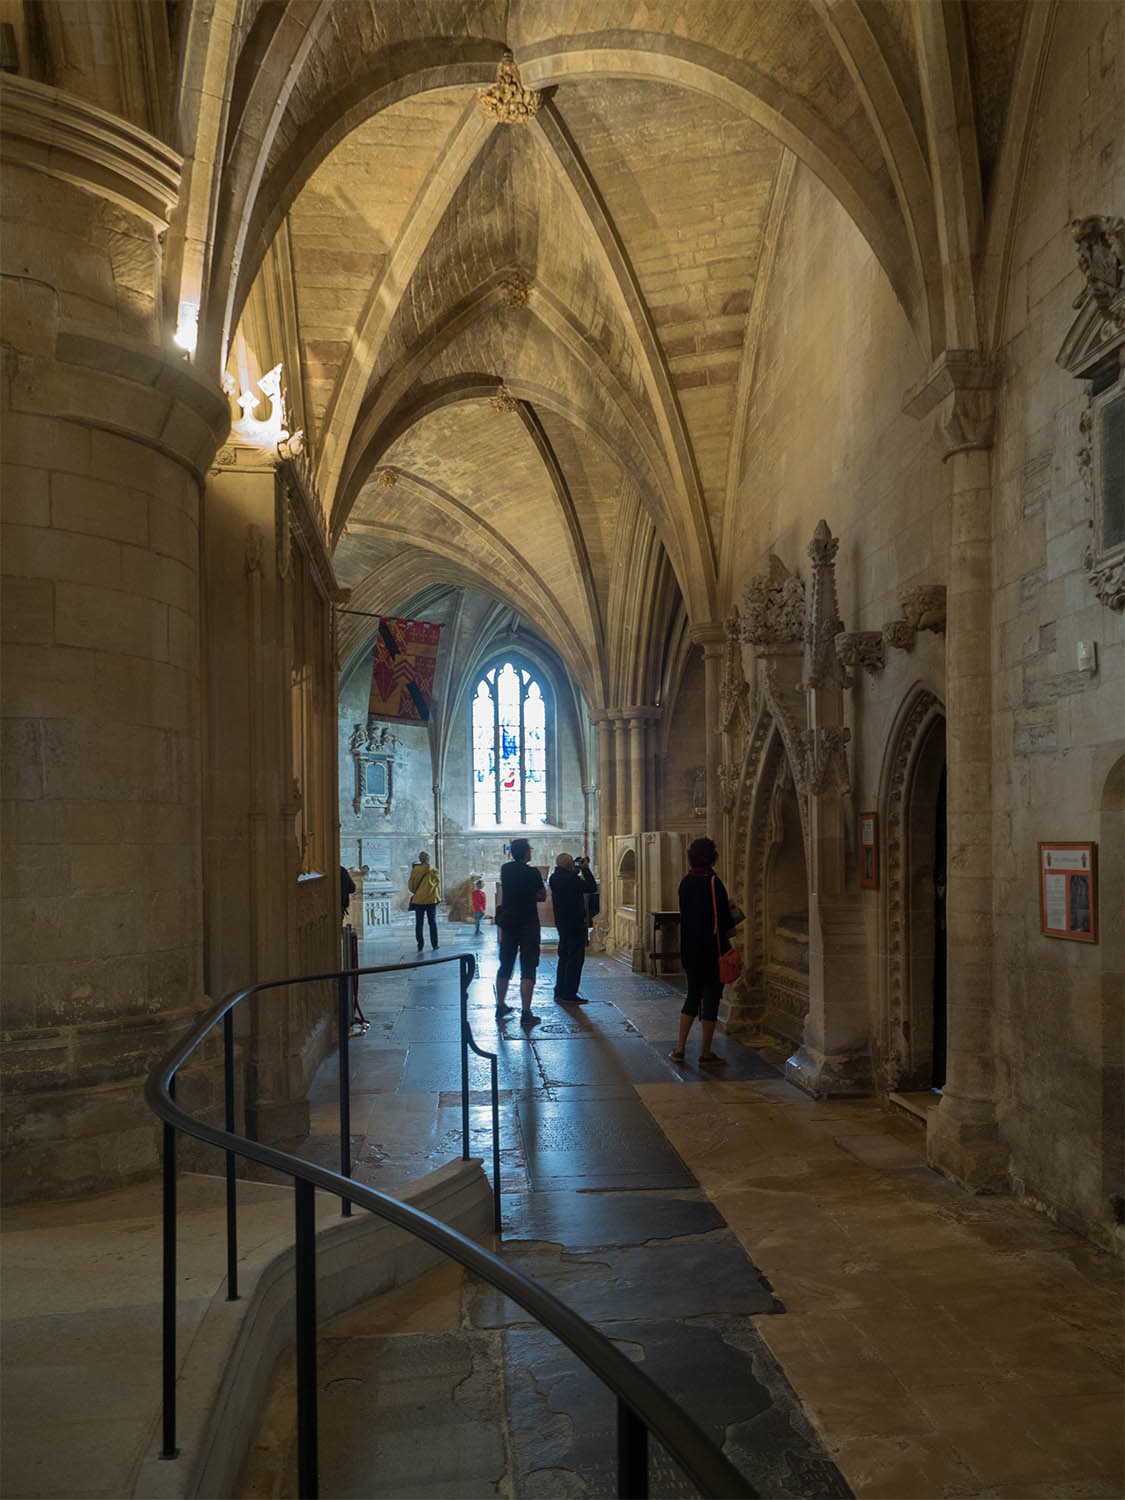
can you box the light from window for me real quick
[472,661,549,826]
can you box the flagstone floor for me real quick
[241,917,1123,1499]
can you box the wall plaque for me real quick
[860,811,878,889]
[1039,842,1098,942]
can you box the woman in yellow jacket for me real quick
[408,851,441,952]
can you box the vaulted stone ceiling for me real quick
[220,0,1031,708]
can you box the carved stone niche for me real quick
[350,722,399,817]
[1057,215,1125,611]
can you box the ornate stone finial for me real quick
[490,384,519,413]
[1071,216,1125,315]
[798,725,852,797]
[377,468,398,489]
[477,51,543,123]
[804,520,845,689]
[500,272,533,307]
[740,555,806,647]
[899,584,947,634]
[835,630,885,676]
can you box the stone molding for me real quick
[902,349,1002,460]
[276,451,343,603]
[740,555,806,647]
[40,329,229,482]
[879,584,947,656]
[0,73,181,227]
[835,630,886,676]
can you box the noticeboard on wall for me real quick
[1039,842,1098,943]
[860,812,878,889]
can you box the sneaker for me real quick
[495,1001,514,1016]
[519,1011,541,1028]
[416,945,424,954]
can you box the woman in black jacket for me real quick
[671,836,733,1066]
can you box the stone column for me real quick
[0,79,229,1198]
[626,711,647,835]
[691,625,726,847]
[613,713,630,835]
[785,522,870,1097]
[905,352,1005,1189]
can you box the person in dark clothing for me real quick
[340,865,356,920]
[495,838,546,1025]
[575,856,599,942]
[549,853,588,1004]
[671,836,733,1066]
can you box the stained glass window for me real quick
[471,659,550,826]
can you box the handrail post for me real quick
[337,972,352,1216]
[490,1054,502,1234]
[459,955,471,1161]
[295,1178,319,1499]
[617,1398,648,1499]
[159,1076,178,1459]
[223,1012,238,1300]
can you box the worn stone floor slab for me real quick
[501,1188,724,1247]
[515,1095,695,1190]
[469,1235,779,1327]
[502,1318,851,1500]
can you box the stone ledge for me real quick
[131,1157,493,1500]
[0,74,182,228]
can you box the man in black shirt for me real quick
[495,837,546,1025]
[549,853,588,1004]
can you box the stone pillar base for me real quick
[246,1098,311,1151]
[926,1090,1007,1192]
[786,1042,871,1098]
[719,981,763,1038]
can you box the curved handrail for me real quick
[145,956,757,1500]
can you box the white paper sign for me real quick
[1044,872,1068,931]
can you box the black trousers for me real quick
[413,903,438,948]
[555,922,586,1000]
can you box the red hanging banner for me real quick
[367,616,442,725]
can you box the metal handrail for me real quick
[145,954,757,1500]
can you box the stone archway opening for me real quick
[903,719,948,1092]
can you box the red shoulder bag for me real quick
[712,876,742,985]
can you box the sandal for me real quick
[699,1052,727,1066]
[669,1048,685,1062]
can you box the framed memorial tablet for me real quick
[1038,843,1097,943]
[859,812,878,889]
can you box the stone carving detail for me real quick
[1071,215,1125,320]
[500,273,533,307]
[490,384,519,413]
[804,520,845,688]
[1058,215,1125,613]
[899,584,947,634]
[798,725,852,797]
[1084,548,1125,611]
[377,468,398,489]
[882,618,917,653]
[691,766,707,818]
[477,51,543,123]
[718,762,739,815]
[740,555,806,647]
[718,607,749,734]
[215,446,237,466]
[903,350,1002,460]
[835,630,885,675]
[351,723,399,817]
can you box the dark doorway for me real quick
[931,767,947,1089]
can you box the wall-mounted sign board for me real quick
[1039,842,1098,942]
[860,812,878,889]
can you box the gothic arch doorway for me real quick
[883,690,948,1092]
